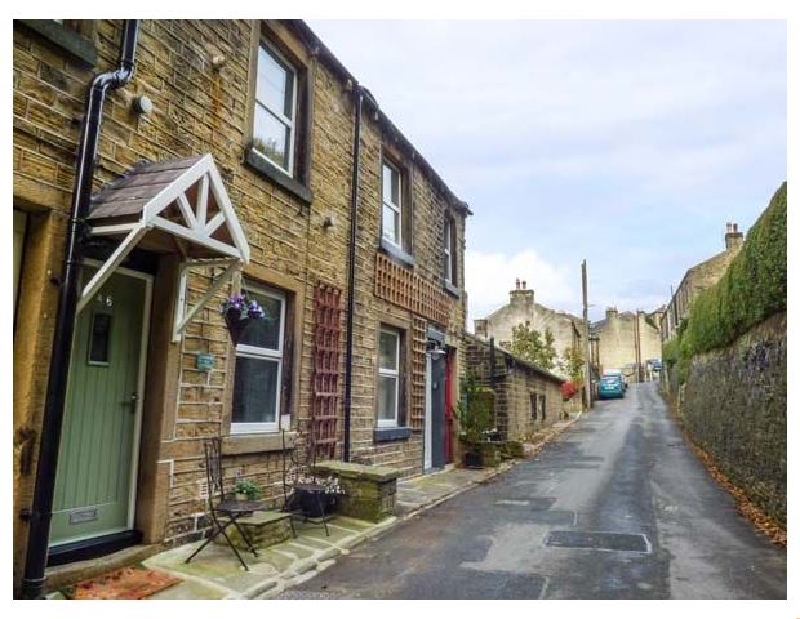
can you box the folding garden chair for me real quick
[184,436,265,570]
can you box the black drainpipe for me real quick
[343,84,363,463]
[489,337,496,389]
[20,19,140,600]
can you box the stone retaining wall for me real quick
[681,312,786,526]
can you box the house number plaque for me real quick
[195,353,215,371]
[69,508,98,525]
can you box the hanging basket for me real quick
[221,292,269,345]
[224,308,253,345]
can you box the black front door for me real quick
[430,355,445,469]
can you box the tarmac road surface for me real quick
[280,383,786,599]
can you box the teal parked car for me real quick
[597,375,625,399]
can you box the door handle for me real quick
[121,392,138,410]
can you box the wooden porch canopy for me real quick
[81,153,250,341]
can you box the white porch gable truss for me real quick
[81,153,250,341]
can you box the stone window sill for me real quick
[444,280,460,299]
[222,431,296,455]
[18,19,97,67]
[373,426,413,443]
[244,146,313,205]
[379,238,415,269]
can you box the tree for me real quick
[510,323,557,372]
[562,346,585,384]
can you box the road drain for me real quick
[544,530,650,553]
[528,510,576,525]
[275,590,342,599]
[495,497,557,510]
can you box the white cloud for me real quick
[465,248,581,328]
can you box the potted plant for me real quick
[294,474,346,518]
[454,372,495,468]
[220,291,270,344]
[233,478,261,502]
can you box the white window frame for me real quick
[253,41,298,177]
[231,284,286,434]
[444,216,455,285]
[381,161,402,247]
[377,327,401,428]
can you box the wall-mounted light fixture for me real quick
[132,95,153,115]
[426,343,446,360]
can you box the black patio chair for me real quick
[184,436,264,570]
[281,429,330,536]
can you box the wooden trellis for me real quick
[309,282,343,461]
[411,318,427,431]
[374,254,449,326]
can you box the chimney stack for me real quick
[510,281,534,308]
[724,221,743,251]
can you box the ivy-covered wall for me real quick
[661,181,786,527]
[671,182,786,368]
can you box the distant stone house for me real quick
[12,19,470,595]
[660,222,744,343]
[474,279,587,380]
[464,334,573,445]
[590,307,662,382]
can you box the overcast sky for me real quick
[307,19,786,326]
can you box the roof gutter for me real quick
[288,20,472,217]
[19,19,140,600]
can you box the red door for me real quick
[444,348,454,464]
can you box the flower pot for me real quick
[297,488,337,518]
[235,493,248,501]
[463,451,482,469]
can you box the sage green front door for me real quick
[50,268,148,546]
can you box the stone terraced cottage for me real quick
[12,19,470,595]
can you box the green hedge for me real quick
[675,182,786,367]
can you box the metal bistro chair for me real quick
[185,436,264,570]
[281,429,330,537]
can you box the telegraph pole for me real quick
[582,259,591,410]
[634,309,643,383]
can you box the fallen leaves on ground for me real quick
[662,393,786,548]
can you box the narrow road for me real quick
[282,383,786,599]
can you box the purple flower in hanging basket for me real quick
[221,292,269,323]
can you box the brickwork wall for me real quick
[681,312,786,526]
[13,18,467,584]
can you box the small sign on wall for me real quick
[195,353,215,371]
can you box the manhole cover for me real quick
[495,497,556,510]
[528,510,576,525]
[274,589,341,599]
[544,530,650,553]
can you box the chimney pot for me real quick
[515,278,520,290]
[522,280,526,290]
